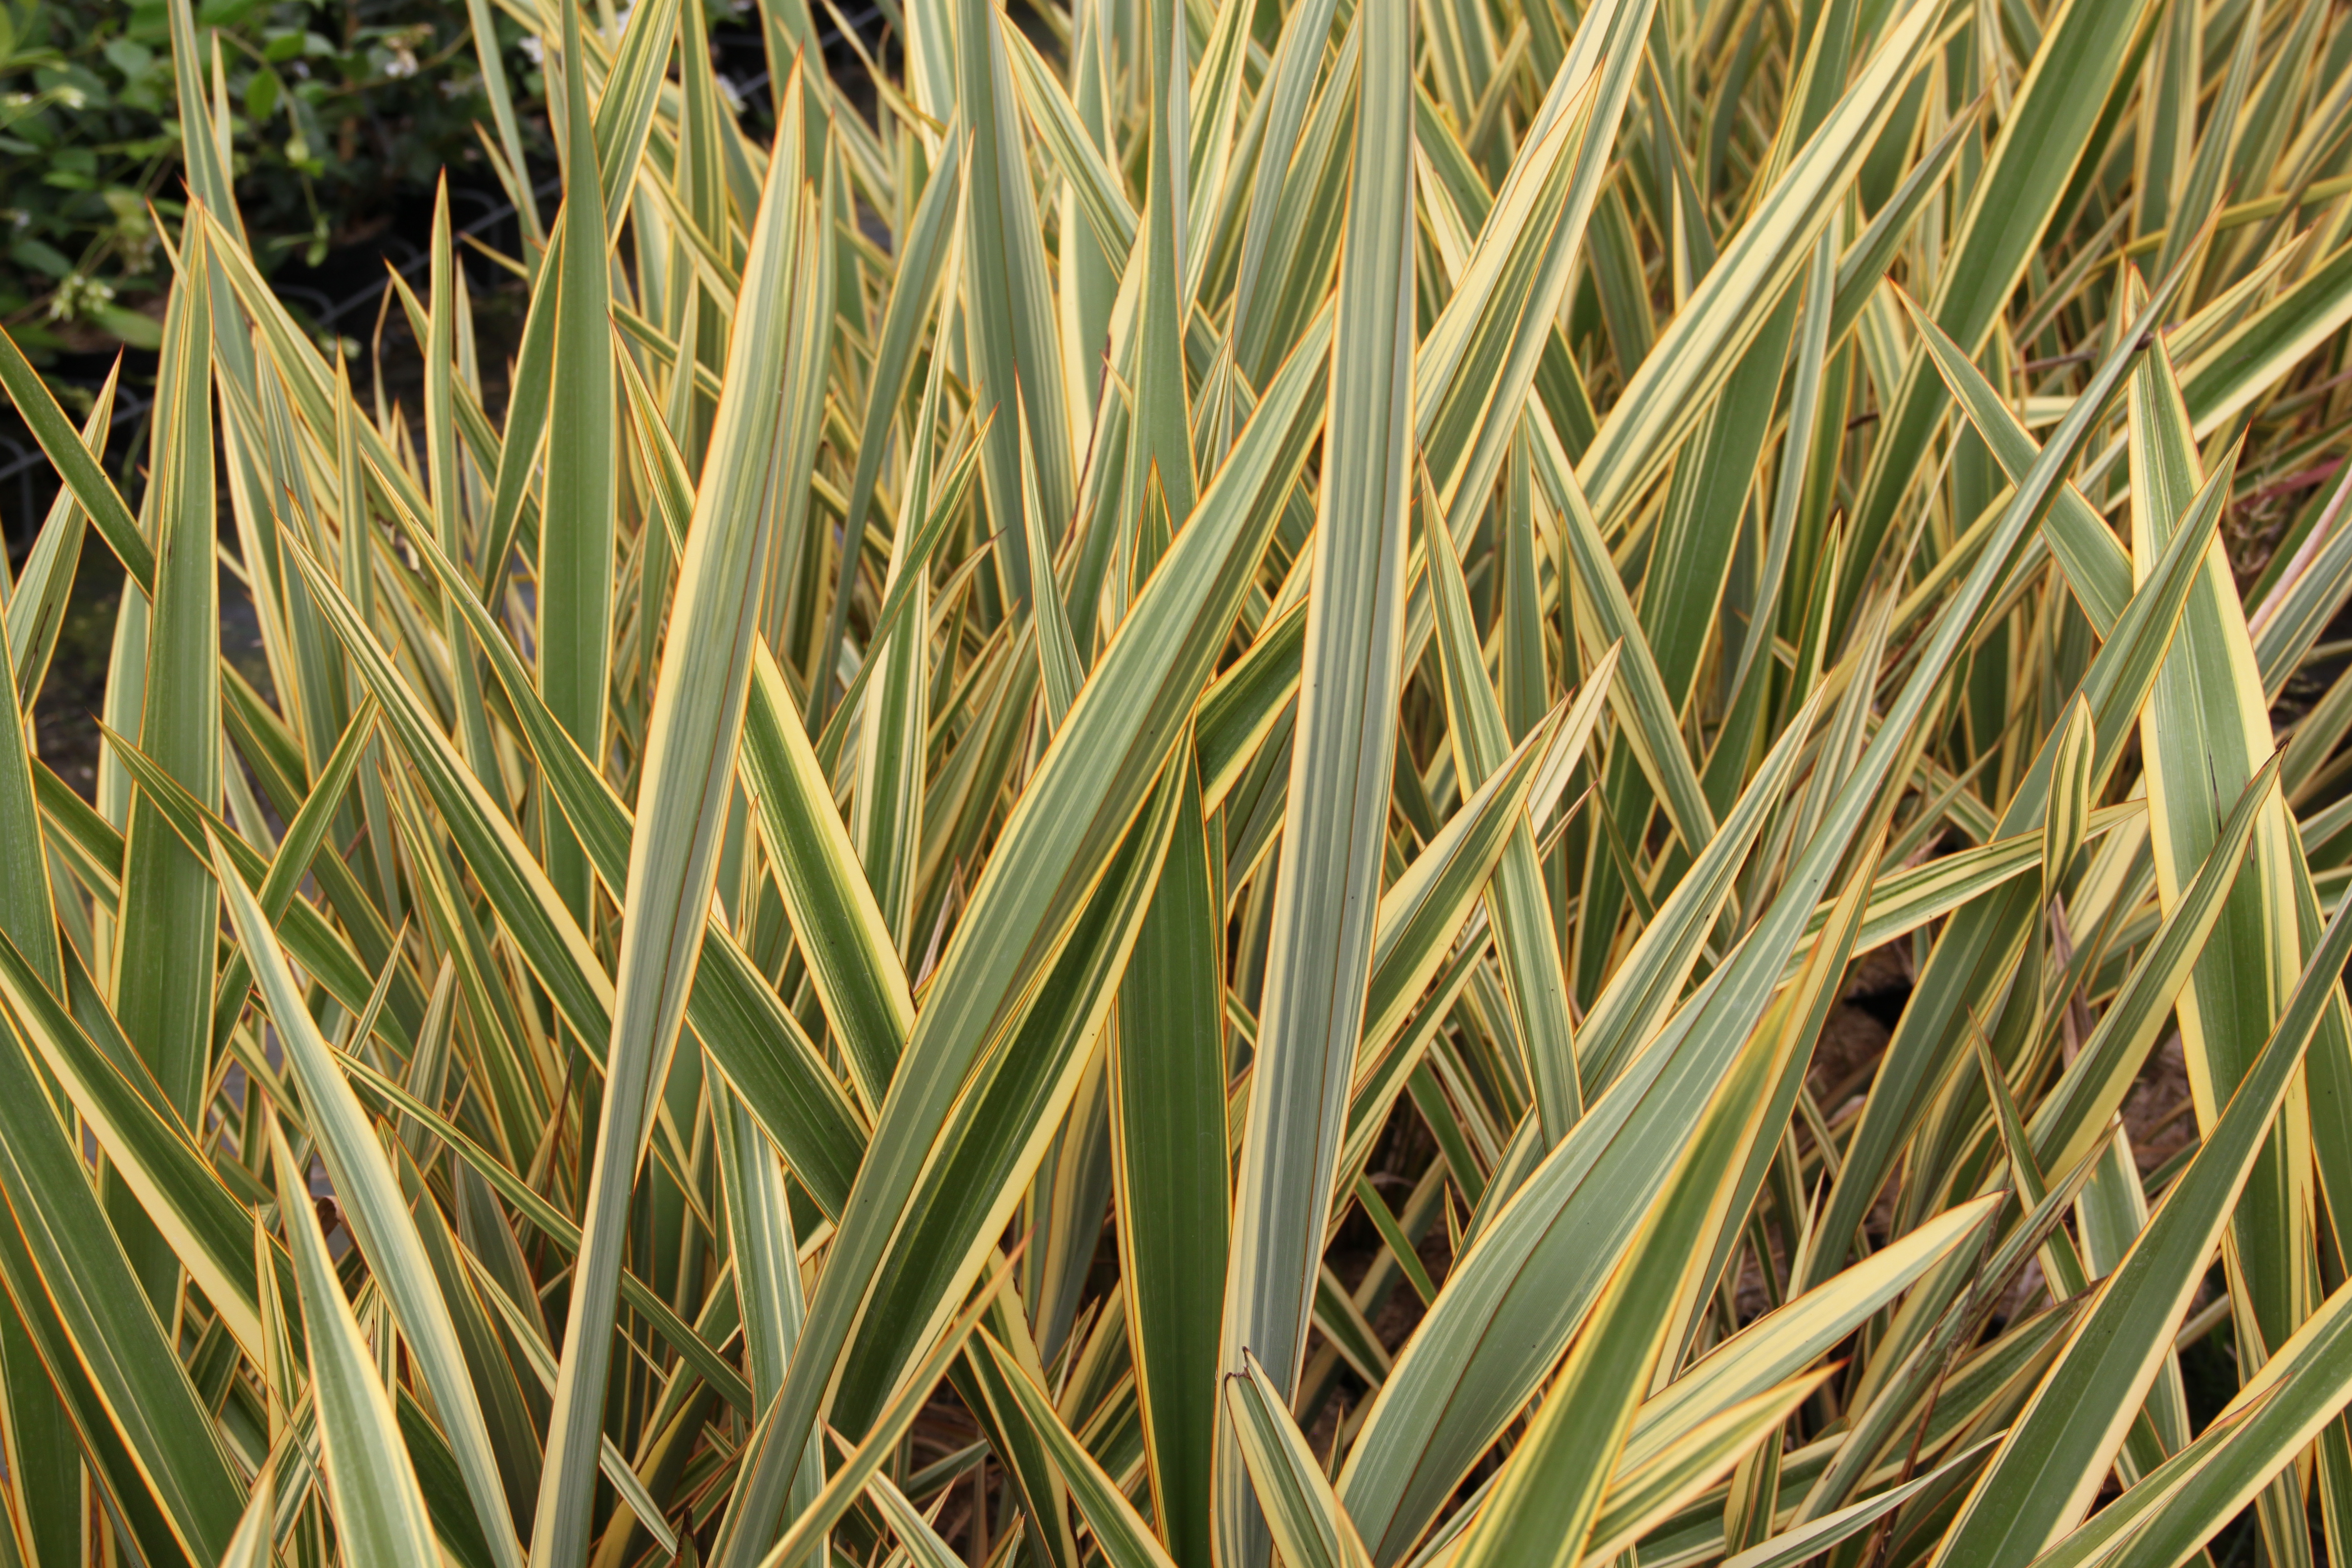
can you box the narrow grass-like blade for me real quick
[974,1335,1176,1568]
[1843,0,2163,618]
[743,641,917,1112]
[267,1119,441,1568]
[532,141,821,1568]
[1218,11,1412,1562]
[1112,753,1226,1567]
[539,0,620,921]
[1930,838,2352,1568]
[0,969,245,1564]
[1449,883,1810,1568]
[723,302,1331,1562]
[215,834,526,1568]
[1224,1351,1376,1568]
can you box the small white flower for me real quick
[384,42,419,78]
[49,273,117,322]
[520,34,545,65]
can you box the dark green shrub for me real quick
[0,0,544,356]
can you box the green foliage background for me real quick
[0,0,546,353]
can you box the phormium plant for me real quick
[3,0,2352,1564]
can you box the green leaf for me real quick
[955,0,1074,616]
[1931,815,2352,1568]
[112,237,219,1135]
[1113,753,1227,1568]
[814,134,966,729]
[0,926,280,1366]
[722,293,1331,1565]
[719,1266,1008,1568]
[974,1335,1176,1568]
[0,326,150,591]
[1722,1438,2004,1568]
[2028,1274,2352,1568]
[214,834,527,1568]
[1904,293,2133,634]
[591,0,680,216]
[1335,681,1815,1564]
[1426,491,1580,1142]
[2028,751,2281,1181]
[532,128,826,1568]
[267,1117,442,1568]
[0,593,59,1006]
[0,949,245,1564]
[6,362,117,706]
[1448,876,1819,1568]
[743,639,918,1113]
[1574,0,1940,527]
[1805,262,2201,1290]
[1843,0,2164,620]
[1224,1350,1376,1568]
[538,0,622,927]
[1218,8,1412,1562]
[337,444,868,1222]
